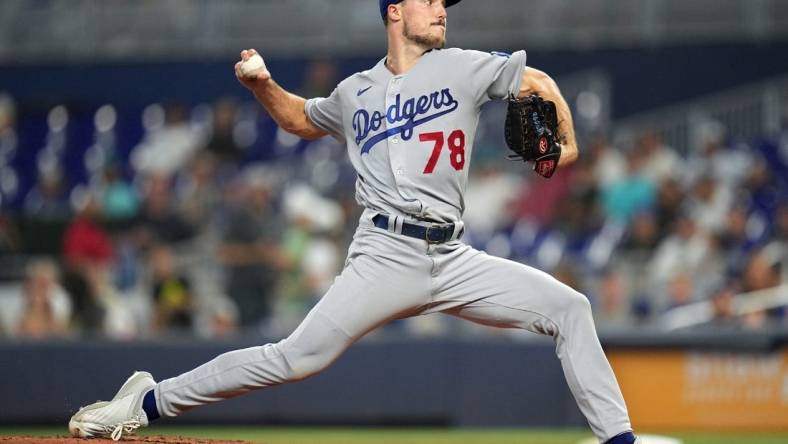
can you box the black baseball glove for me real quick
[504,95,562,178]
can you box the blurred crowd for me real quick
[0,64,786,340]
[465,125,788,331]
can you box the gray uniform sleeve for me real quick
[304,87,344,140]
[466,49,527,105]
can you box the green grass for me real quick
[2,426,788,444]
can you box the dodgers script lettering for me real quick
[353,88,459,154]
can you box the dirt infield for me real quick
[0,437,253,444]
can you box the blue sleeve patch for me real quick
[490,51,511,58]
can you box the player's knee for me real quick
[290,359,328,381]
[287,353,332,381]
[281,344,336,381]
[563,289,592,317]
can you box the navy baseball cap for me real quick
[379,0,462,19]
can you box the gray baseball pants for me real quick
[154,212,631,442]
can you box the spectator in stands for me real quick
[648,213,713,290]
[709,282,738,328]
[61,193,114,333]
[17,259,72,338]
[619,210,660,257]
[131,103,205,176]
[203,97,244,165]
[601,148,656,224]
[687,174,732,234]
[637,130,682,183]
[717,204,763,277]
[175,151,220,233]
[742,243,783,293]
[588,133,625,188]
[133,174,195,247]
[745,157,782,220]
[685,120,751,189]
[740,243,784,327]
[97,164,140,222]
[148,243,193,333]
[653,178,685,238]
[24,169,71,219]
[665,272,695,311]
[592,268,633,327]
[0,213,20,255]
[219,173,288,328]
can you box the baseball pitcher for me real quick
[69,1,638,443]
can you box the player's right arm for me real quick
[235,49,327,140]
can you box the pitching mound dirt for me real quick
[0,437,254,444]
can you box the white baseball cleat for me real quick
[68,371,156,441]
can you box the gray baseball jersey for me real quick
[305,48,526,223]
[152,48,633,443]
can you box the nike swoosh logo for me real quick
[357,86,373,96]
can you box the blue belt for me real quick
[372,214,457,244]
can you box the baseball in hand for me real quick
[240,54,265,77]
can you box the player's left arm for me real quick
[518,67,579,167]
